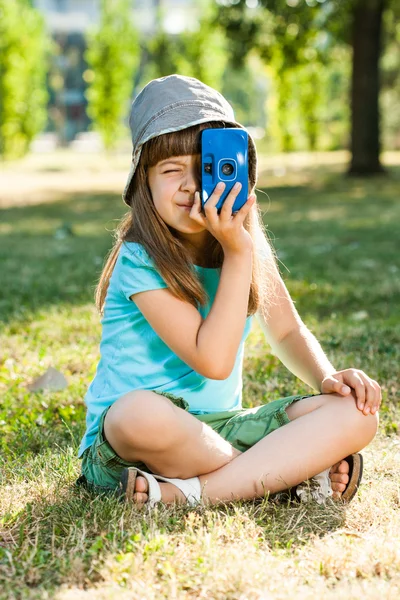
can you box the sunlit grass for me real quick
[0,150,399,598]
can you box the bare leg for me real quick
[195,393,377,505]
[104,390,243,479]
[105,391,377,505]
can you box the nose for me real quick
[181,157,201,193]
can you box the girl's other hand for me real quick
[321,368,382,416]
[189,182,255,255]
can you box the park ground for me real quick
[0,149,399,599]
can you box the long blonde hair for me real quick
[96,121,278,317]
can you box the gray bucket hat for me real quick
[122,74,257,205]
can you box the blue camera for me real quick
[201,128,249,214]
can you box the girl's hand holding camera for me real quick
[189,181,255,255]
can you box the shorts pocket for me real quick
[223,410,276,453]
[153,390,190,411]
[82,464,122,492]
[218,394,319,453]
[93,438,122,468]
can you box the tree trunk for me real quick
[349,0,386,175]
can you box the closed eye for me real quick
[162,169,180,174]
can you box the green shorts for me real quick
[76,391,318,495]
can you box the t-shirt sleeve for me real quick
[116,243,168,301]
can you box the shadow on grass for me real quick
[0,191,125,325]
[0,474,347,594]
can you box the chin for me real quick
[180,224,205,233]
[169,224,206,237]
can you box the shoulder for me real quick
[115,242,167,299]
[119,241,156,269]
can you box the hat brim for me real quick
[122,116,255,206]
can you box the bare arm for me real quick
[266,325,336,391]
[255,264,335,391]
[196,249,252,378]
[133,249,252,380]
[133,183,256,380]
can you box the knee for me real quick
[337,392,379,445]
[106,390,179,451]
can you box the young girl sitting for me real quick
[76,74,380,508]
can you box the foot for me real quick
[131,462,351,506]
[329,459,350,499]
[133,476,186,506]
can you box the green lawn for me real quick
[1,151,399,599]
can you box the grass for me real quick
[0,149,399,599]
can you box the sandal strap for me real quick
[152,474,202,506]
[296,467,333,504]
[136,470,162,507]
[341,453,363,502]
[295,453,364,504]
[127,468,202,508]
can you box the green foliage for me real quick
[177,3,228,89]
[0,0,51,159]
[142,31,181,80]
[139,0,227,90]
[215,0,400,154]
[215,0,339,151]
[268,51,351,152]
[294,64,320,151]
[221,55,268,128]
[84,0,139,150]
[381,5,400,149]
[216,0,322,71]
[275,70,296,152]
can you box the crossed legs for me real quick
[104,391,378,505]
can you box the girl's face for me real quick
[147,154,208,248]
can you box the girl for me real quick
[77,74,380,508]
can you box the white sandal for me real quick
[118,467,202,508]
[295,453,364,504]
[295,467,333,504]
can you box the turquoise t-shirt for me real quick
[78,241,253,458]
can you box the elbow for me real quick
[209,369,231,381]
[199,361,233,380]
[207,370,231,381]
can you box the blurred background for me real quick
[0,0,399,172]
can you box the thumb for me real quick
[189,192,206,225]
[322,376,351,396]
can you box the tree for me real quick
[216,1,331,151]
[84,0,139,151]
[215,0,392,175]
[0,0,51,159]
[350,0,386,173]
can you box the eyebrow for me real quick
[158,158,187,167]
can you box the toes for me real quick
[133,492,148,504]
[331,482,346,493]
[330,473,349,485]
[330,461,341,475]
[330,462,349,494]
[135,476,149,493]
[338,460,350,474]
[132,476,149,505]
[330,459,350,477]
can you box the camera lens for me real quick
[221,163,234,176]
